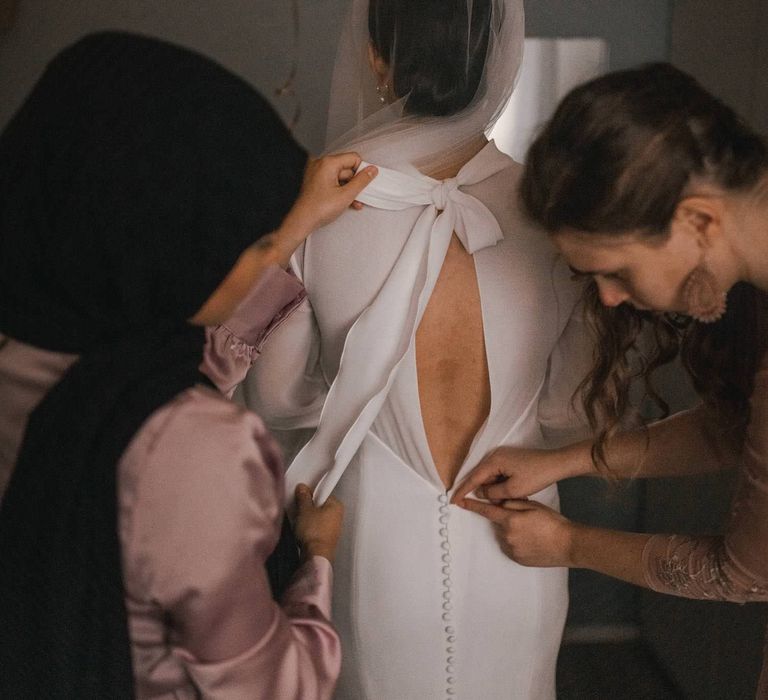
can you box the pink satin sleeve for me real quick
[201,264,305,397]
[119,388,340,699]
[177,557,339,700]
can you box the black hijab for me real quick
[0,32,306,698]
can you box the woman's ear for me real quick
[672,195,725,249]
[366,42,390,85]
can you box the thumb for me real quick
[295,483,314,507]
[343,165,378,199]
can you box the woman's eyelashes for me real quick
[566,258,631,284]
[567,265,589,282]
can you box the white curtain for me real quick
[489,37,609,162]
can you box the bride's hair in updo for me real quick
[368,0,492,117]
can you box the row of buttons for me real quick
[438,493,456,698]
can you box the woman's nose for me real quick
[596,278,630,307]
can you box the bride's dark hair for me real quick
[520,62,768,471]
[368,0,492,117]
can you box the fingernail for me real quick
[474,486,485,499]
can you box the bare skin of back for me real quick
[415,232,491,490]
[415,137,493,490]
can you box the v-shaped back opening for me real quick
[413,232,493,491]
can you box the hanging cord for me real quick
[275,0,302,131]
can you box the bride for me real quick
[245,1,592,697]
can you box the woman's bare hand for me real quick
[451,444,591,505]
[293,483,344,564]
[275,152,378,259]
[458,498,577,568]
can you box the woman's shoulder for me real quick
[140,385,272,443]
[120,386,283,501]
[118,386,285,601]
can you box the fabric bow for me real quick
[354,153,506,254]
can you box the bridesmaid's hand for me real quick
[189,154,377,325]
[451,445,591,505]
[274,152,378,260]
[458,498,577,568]
[294,483,344,564]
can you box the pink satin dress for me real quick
[0,265,341,699]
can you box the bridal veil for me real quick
[325,0,524,172]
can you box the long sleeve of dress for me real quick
[119,391,341,700]
[642,357,768,604]
[241,296,329,431]
[536,296,594,448]
[239,242,329,431]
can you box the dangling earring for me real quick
[681,254,727,323]
[376,82,390,104]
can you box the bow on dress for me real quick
[286,143,511,505]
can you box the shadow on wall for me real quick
[0,0,347,152]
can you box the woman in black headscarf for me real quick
[0,31,376,699]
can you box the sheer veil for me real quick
[324,0,524,173]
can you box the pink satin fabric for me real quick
[0,265,341,699]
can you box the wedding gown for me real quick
[245,142,592,699]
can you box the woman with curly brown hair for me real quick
[453,62,768,696]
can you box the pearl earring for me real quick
[376,82,390,104]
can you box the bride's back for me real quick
[246,3,583,696]
[350,0,499,488]
[416,229,490,489]
[416,149,492,489]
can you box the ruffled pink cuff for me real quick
[223,264,306,349]
[173,556,339,700]
[282,556,334,620]
[201,265,306,395]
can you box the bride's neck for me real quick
[420,134,489,180]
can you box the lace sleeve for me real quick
[642,362,768,603]
[642,533,768,602]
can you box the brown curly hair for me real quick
[520,63,768,473]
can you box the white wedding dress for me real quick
[244,141,592,699]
